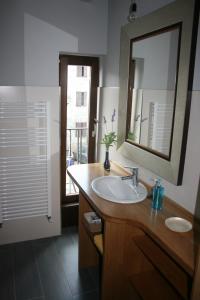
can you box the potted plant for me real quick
[101,109,117,171]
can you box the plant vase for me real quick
[104,149,110,171]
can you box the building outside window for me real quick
[75,122,87,137]
[77,65,87,77]
[76,91,87,106]
[66,65,90,166]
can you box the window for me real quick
[77,66,87,77]
[75,122,87,137]
[76,92,87,106]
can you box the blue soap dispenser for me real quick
[152,179,165,210]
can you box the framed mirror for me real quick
[126,24,181,160]
[118,0,199,185]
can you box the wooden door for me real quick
[59,55,99,206]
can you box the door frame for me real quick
[59,55,99,204]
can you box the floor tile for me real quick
[87,266,100,290]
[73,290,99,300]
[55,234,79,276]
[62,226,78,245]
[29,297,45,300]
[0,226,100,300]
[0,245,15,300]
[14,242,43,300]
[32,238,73,300]
[67,268,96,297]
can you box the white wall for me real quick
[0,0,108,244]
[103,0,175,87]
[0,0,108,86]
[132,29,178,90]
[0,87,61,245]
[99,0,200,213]
[104,0,199,89]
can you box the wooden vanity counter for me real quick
[68,162,198,299]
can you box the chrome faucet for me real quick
[121,167,139,187]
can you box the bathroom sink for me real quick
[91,176,147,204]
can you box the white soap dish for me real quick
[165,217,192,233]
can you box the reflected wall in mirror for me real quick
[118,0,199,185]
[127,25,181,159]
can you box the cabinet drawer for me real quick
[134,234,190,299]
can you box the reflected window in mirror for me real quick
[126,24,181,160]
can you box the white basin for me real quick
[91,176,147,204]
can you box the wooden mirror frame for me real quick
[118,0,199,185]
[126,23,181,161]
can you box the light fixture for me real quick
[127,1,137,22]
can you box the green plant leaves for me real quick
[101,131,118,150]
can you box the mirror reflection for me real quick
[127,25,180,158]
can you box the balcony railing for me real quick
[66,128,88,166]
[66,128,88,195]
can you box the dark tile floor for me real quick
[0,227,100,300]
